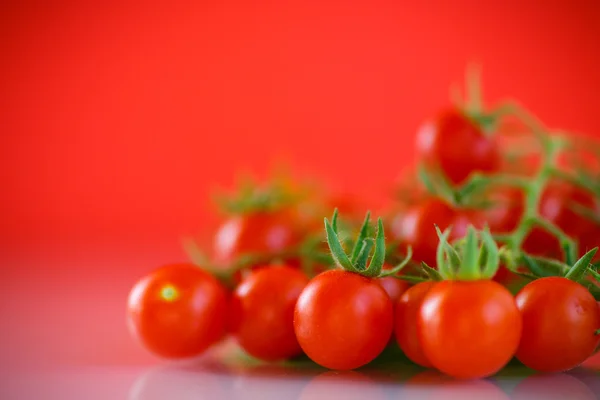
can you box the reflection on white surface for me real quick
[1,359,598,400]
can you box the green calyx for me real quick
[434,225,499,280]
[324,209,412,278]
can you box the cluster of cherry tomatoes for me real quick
[127,73,600,379]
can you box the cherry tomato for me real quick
[390,198,484,266]
[377,275,410,304]
[395,281,436,368]
[294,269,393,370]
[213,209,304,265]
[515,277,600,372]
[127,264,228,359]
[229,265,309,361]
[415,108,500,185]
[418,280,521,379]
[484,186,525,234]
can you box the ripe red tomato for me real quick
[418,280,522,379]
[484,186,525,234]
[377,275,410,304]
[127,264,228,359]
[415,108,501,185]
[395,281,436,368]
[294,269,394,370]
[213,209,304,267]
[229,265,309,361]
[390,198,484,267]
[515,277,600,372]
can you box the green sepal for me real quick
[379,247,413,277]
[586,266,600,282]
[456,226,480,280]
[565,248,598,282]
[435,226,455,279]
[324,217,359,273]
[421,261,443,281]
[364,218,387,277]
[481,228,500,279]
[354,238,374,272]
[351,211,371,264]
[522,254,553,278]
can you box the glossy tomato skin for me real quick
[395,281,436,368]
[515,277,600,372]
[390,198,484,267]
[294,269,393,370]
[418,280,522,379]
[229,265,309,361]
[377,275,410,304]
[213,209,304,265]
[416,108,500,185]
[127,264,228,359]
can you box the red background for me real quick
[2,1,600,366]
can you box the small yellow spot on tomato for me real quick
[160,285,179,302]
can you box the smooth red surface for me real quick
[2,1,600,367]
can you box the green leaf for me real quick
[565,248,598,282]
[354,238,374,272]
[522,254,551,278]
[456,226,480,280]
[395,275,428,284]
[350,211,371,264]
[379,247,413,277]
[481,228,500,279]
[421,261,442,281]
[324,217,358,273]
[365,218,386,277]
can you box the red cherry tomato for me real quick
[377,275,410,304]
[127,264,228,359]
[418,280,522,379]
[416,108,500,185]
[390,198,484,267]
[213,209,304,265]
[515,277,600,372]
[229,265,309,361]
[484,186,525,234]
[395,281,436,368]
[294,270,394,370]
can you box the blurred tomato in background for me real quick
[1,0,600,367]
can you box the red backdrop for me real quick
[2,0,600,366]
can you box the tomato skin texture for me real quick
[416,108,500,185]
[377,276,410,304]
[229,265,309,361]
[418,280,522,379]
[390,198,483,266]
[515,277,600,372]
[395,281,436,368]
[213,210,303,265]
[127,264,228,359]
[294,269,393,370]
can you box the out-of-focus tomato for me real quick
[415,108,501,185]
[389,198,484,267]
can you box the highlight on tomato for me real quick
[229,264,309,361]
[417,226,522,379]
[127,263,228,359]
[294,210,412,370]
[515,248,600,373]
